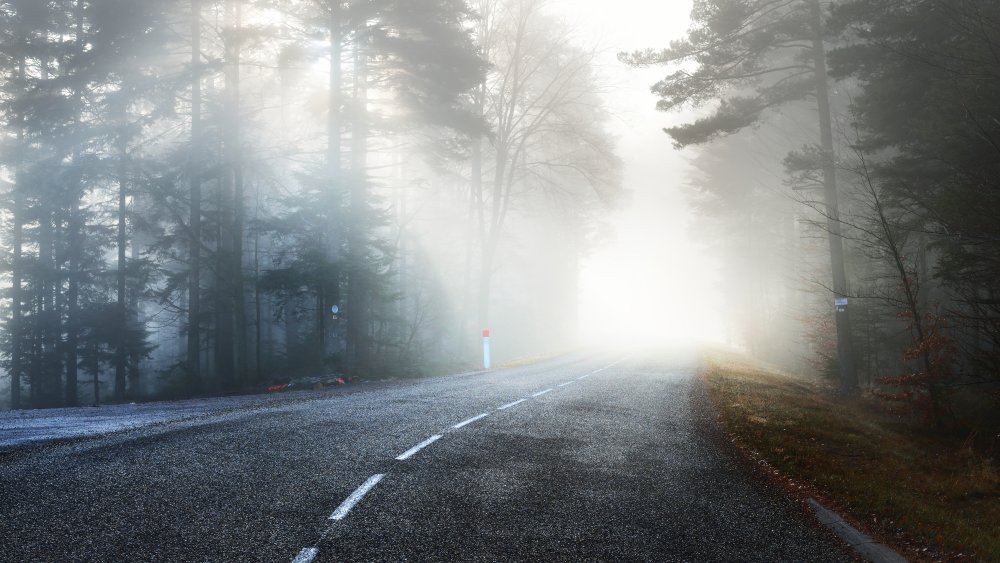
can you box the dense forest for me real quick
[626,0,1000,427]
[0,0,621,409]
[5,0,1000,427]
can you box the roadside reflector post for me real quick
[482,329,491,369]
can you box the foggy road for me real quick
[0,355,854,562]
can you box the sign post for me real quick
[835,297,848,314]
[482,329,491,370]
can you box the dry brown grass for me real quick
[702,351,1000,562]
[497,355,556,369]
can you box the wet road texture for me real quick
[0,353,855,562]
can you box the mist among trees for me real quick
[0,0,621,409]
[3,0,999,429]
[625,0,1000,427]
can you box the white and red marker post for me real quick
[482,329,491,369]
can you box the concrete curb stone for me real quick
[808,498,908,563]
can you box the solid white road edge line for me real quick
[329,474,386,521]
[558,381,576,387]
[498,398,527,410]
[453,413,489,429]
[532,388,553,397]
[396,435,443,461]
[292,547,319,563]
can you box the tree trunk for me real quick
[92,341,100,406]
[395,157,407,360]
[476,143,506,334]
[127,197,142,395]
[188,0,203,393]
[466,80,485,357]
[38,204,59,407]
[231,0,247,385]
[810,0,858,397]
[65,0,88,408]
[322,1,343,370]
[253,184,263,384]
[115,101,129,401]
[10,50,26,410]
[328,4,342,177]
[214,0,242,392]
[35,44,61,408]
[347,23,370,372]
[65,202,81,407]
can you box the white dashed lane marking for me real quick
[329,474,385,521]
[291,358,628,562]
[292,547,318,563]
[498,398,527,410]
[396,435,443,461]
[576,359,623,380]
[453,413,490,429]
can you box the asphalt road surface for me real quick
[0,353,855,562]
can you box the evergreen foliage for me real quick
[0,0,617,408]
[641,0,1000,425]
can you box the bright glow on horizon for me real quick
[578,225,727,349]
[545,0,728,348]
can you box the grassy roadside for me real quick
[498,354,559,369]
[701,351,1000,562]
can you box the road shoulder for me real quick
[698,352,995,562]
